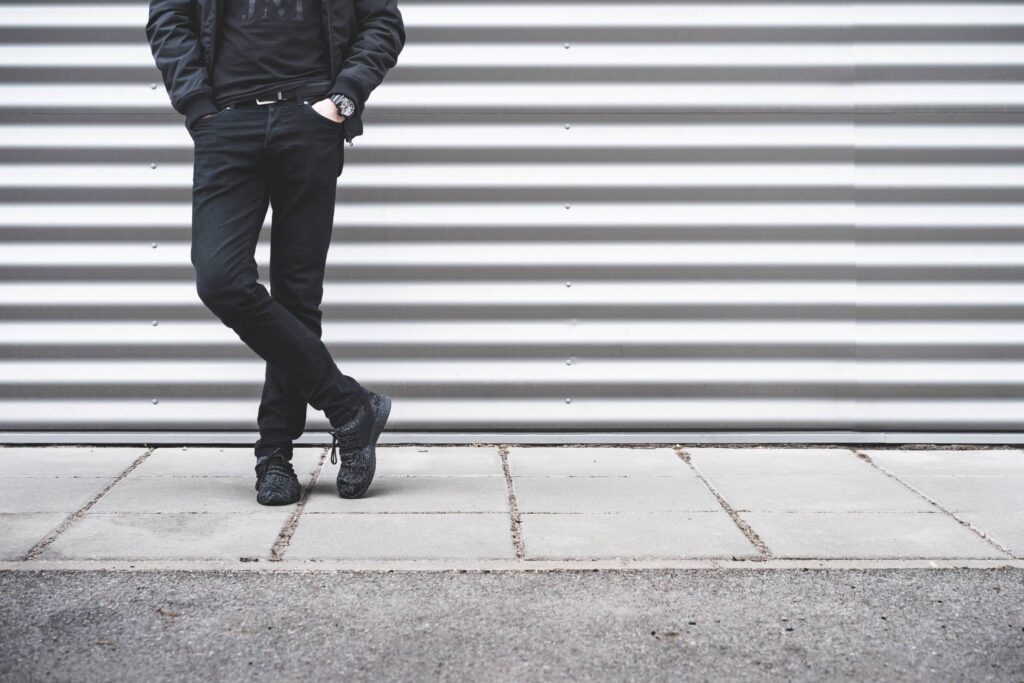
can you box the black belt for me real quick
[223,86,328,109]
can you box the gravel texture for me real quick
[1,568,1022,682]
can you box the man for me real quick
[145,0,405,505]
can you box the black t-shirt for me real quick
[212,0,333,107]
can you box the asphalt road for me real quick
[2,569,1022,682]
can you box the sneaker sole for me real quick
[257,490,301,506]
[337,393,391,499]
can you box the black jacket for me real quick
[145,0,405,141]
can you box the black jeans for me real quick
[189,94,363,459]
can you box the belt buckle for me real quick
[255,90,284,105]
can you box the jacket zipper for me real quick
[322,0,336,78]
[207,0,220,80]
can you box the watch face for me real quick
[332,95,355,117]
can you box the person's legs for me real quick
[190,104,363,442]
[255,97,353,458]
[255,99,390,499]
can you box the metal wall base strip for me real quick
[1,431,1023,446]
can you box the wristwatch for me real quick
[329,93,356,118]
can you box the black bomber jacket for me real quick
[145,0,405,142]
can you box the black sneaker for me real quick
[254,449,301,506]
[328,389,391,499]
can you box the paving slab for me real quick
[5,445,1021,565]
[687,447,869,477]
[959,512,1024,557]
[520,512,758,560]
[892,476,1024,512]
[40,513,288,561]
[304,475,509,513]
[138,447,322,478]
[89,476,285,514]
[742,512,1007,559]
[0,447,143,478]
[697,474,933,513]
[512,476,720,513]
[863,449,1024,477]
[286,513,514,560]
[0,513,66,560]
[374,446,503,476]
[508,447,687,477]
[0,477,113,513]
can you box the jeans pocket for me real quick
[303,102,345,130]
[190,108,227,134]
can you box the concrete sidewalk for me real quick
[1,445,1022,567]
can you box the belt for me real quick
[223,86,327,109]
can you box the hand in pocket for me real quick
[311,98,345,124]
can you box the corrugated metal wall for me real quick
[1,2,1023,435]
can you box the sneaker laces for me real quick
[329,397,372,465]
[329,426,364,465]
[256,452,296,484]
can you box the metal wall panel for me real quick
[1,2,1023,434]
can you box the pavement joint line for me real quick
[852,449,1018,559]
[269,446,327,562]
[498,444,526,560]
[2,558,1023,572]
[21,447,154,561]
[674,445,772,560]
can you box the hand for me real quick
[312,98,345,124]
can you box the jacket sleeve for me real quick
[328,0,406,114]
[145,0,219,128]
